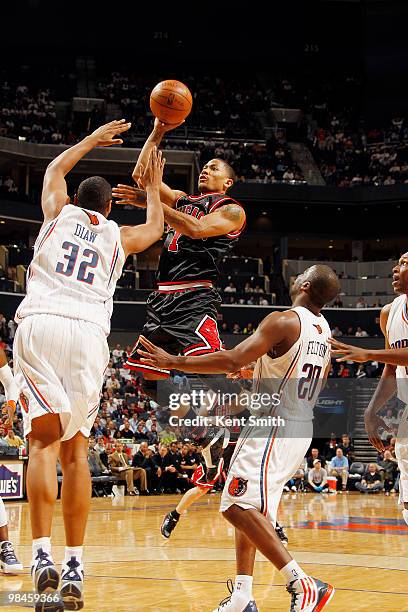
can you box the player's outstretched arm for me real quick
[132,118,185,207]
[137,311,299,374]
[41,119,131,223]
[120,147,165,257]
[356,304,396,452]
[162,202,246,239]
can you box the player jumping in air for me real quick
[138,265,339,612]
[13,122,165,611]
[330,251,408,528]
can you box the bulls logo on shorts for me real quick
[19,393,29,414]
[228,476,248,497]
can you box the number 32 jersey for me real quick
[15,204,125,335]
[253,306,332,422]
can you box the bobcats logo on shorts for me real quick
[19,393,29,414]
[228,476,248,497]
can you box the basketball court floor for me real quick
[2,492,407,611]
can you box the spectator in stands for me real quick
[355,326,368,337]
[88,437,110,475]
[232,323,241,334]
[108,441,148,495]
[224,282,237,293]
[355,464,384,494]
[152,445,169,493]
[120,421,136,441]
[179,443,198,477]
[162,441,186,493]
[338,434,355,464]
[243,323,255,335]
[307,460,328,493]
[356,297,366,309]
[324,434,338,461]
[147,423,159,446]
[329,448,349,491]
[253,285,264,294]
[332,296,343,307]
[132,442,155,493]
[244,282,253,293]
[112,343,124,364]
[307,447,326,469]
[346,326,354,335]
[378,450,398,493]
[134,422,149,443]
[4,429,24,448]
[284,460,306,492]
[338,363,352,378]
[331,326,343,337]
[94,436,109,469]
[356,364,367,378]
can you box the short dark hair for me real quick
[214,158,237,183]
[304,265,341,309]
[77,176,111,215]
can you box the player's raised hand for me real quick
[142,147,166,190]
[328,338,370,363]
[154,116,185,134]
[88,119,131,147]
[112,184,147,208]
[137,335,176,369]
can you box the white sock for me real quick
[280,560,307,585]
[0,364,18,403]
[403,509,408,525]
[64,546,83,564]
[233,575,253,601]
[32,537,52,563]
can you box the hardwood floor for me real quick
[1,491,407,611]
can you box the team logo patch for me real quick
[83,210,100,226]
[19,393,29,414]
[313,324,323,334]
[228,476,248,497]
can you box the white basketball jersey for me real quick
[15,204,125,335]
[386,294,408,405]
[253,306,331,421]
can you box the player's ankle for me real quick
[280,560,307,585]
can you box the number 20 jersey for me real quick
[158,192,245,282]
[253,306,331,422]
[15,204,125,336]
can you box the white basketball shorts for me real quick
[13,314,109,442]
[220,421,312,525]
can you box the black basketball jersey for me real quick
[157,192,245,283]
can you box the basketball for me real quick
[149,80,193,125]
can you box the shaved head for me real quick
[292,265,340,308]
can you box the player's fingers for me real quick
[137,348,154,358]
[139,358,155,365]
[139,335,155,351]
[335,356,347,362]
[108,139,123,145]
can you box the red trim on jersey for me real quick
[189,192,225,200]
[207,197,246,239]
